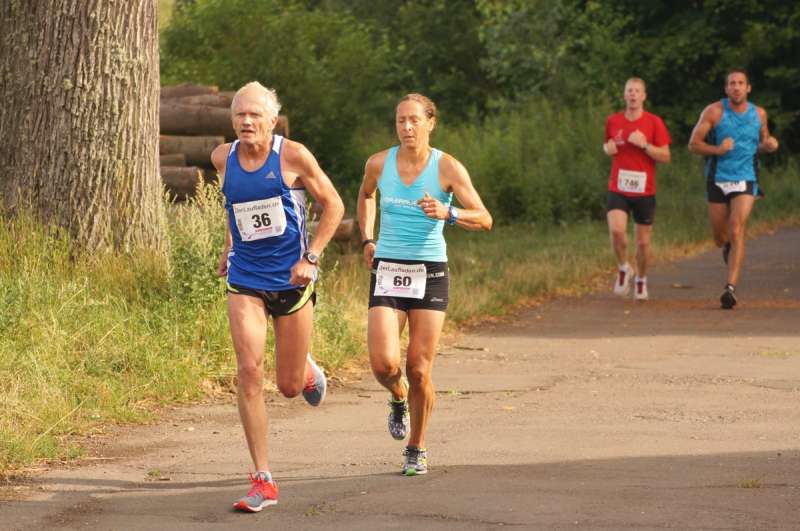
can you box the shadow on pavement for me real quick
[8,450,799,530]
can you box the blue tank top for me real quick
[375,147,452,262]
[222,136,311,291]
[704,98,761,182]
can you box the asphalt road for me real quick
[3,228,799,530]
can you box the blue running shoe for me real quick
[302,353,327,407]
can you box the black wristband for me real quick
[361,239,376,249]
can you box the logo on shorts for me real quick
[430,297,443,302]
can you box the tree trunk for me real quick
[0,1,165,252]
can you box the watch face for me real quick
[305,251,318,264]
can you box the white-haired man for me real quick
[211,81,344,512]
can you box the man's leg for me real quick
[228,293,269,472]
[273,300,314,398]
[607,209,629,266]
[707,202,730,249]
[634,223,653,278]
[405,309,446,451]
[726,194,756,287]
[368,306,408,400]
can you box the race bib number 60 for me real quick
[233,197,287,241]
[617,169,647,194]
[374,261,426,299]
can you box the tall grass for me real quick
[2,101,798,476]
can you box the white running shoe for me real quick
[634,277,648,301]
[613,263,633,296]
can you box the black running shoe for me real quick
[720,284,737,309]
[722,242,731,265]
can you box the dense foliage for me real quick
[161,0,800,216]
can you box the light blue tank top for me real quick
[375,147,452,262]
[222,136,312,291]
[704,98,760,182]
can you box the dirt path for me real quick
[3,228,799,530]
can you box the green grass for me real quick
[1,152,798,476]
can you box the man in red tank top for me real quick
[603,77,672,301]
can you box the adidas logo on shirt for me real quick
[265,171,277,180]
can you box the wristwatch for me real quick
[446,205,459,225]
[303,250,319,265]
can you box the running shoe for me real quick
[388,398,409,440]
[722,242,731,265]
[402,446,428,476]
[720,284,737,309]
[233,473,278,512]
[388,377,409,440]
[302,353,327,407]
[634,278,648,301]
[613,263,633,296]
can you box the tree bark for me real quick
[0,0,165,252]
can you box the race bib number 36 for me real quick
[233,197,287,241]
[716,180,747,196]
[374,261,426,299]
[617,169,647,194]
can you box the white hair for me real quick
[231,81,281,118]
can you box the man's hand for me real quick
[627,129,647,149]
[761,136,779,153]
[719,137,734,154]
[604,138,618,156]
[216,247,229,277]
[289,258,316,286]
[417,192,447,220]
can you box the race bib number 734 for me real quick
[374,261,426,299]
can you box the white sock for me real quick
[636,276,647,284]
[255,470,272,482]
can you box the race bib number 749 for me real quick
[233,197,287,241]
[374,261,426,299]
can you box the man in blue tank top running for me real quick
[211,82,344,512]
[357,94,492,476]
[689,70,779,309]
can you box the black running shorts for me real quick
[368,258,449,312]
[706,180,762,204]
[607,191,656,226]
[227,281,316,317]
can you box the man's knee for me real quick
[371,357,400,381]
[610,229,627,244]
[276,377,302,399]
[728,220,746,241]
[237,363,264,397]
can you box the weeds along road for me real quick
[3,227,799,530]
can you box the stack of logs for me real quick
[160,83,356,243]
[159,83,289,200]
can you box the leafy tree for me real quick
[161,0,396,192]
